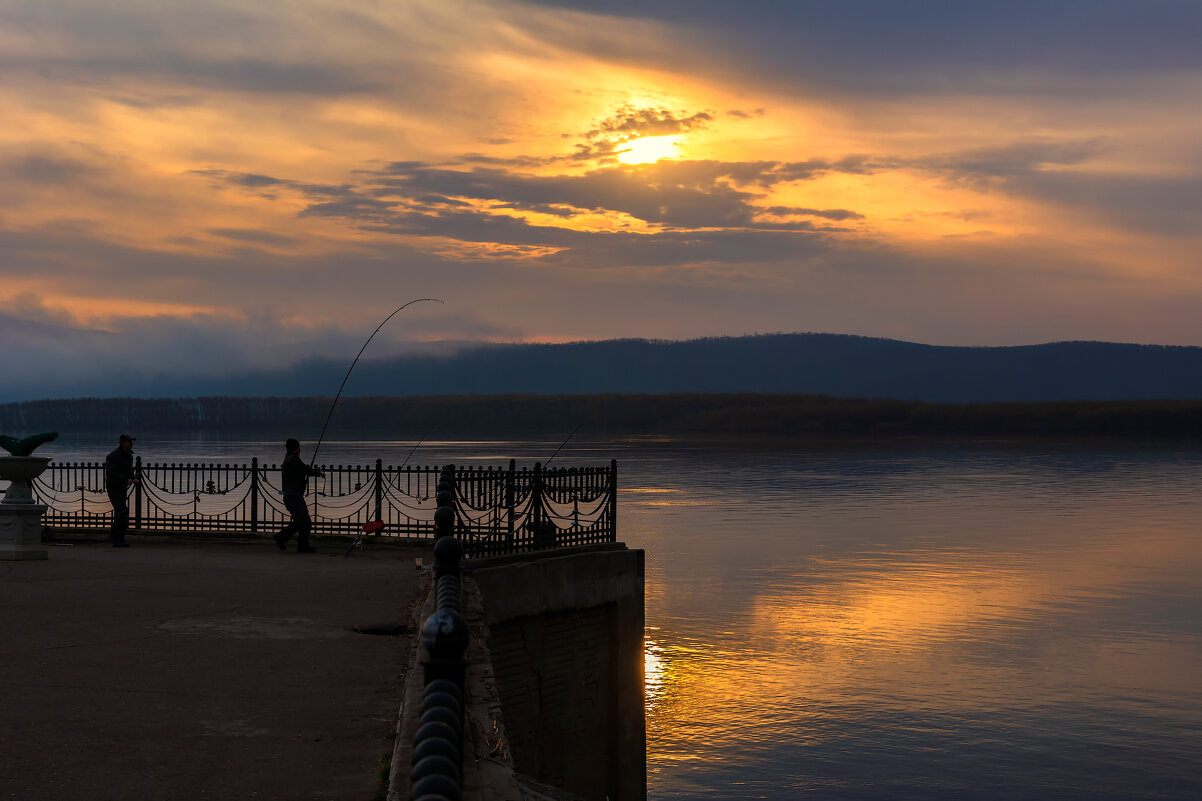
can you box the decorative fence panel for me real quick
[29,457,617,556]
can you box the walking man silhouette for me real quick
[274,438,324,553]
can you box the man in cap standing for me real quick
[105,434,138,547]
[274,438,324,553]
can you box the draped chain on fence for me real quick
[29,457,617,557]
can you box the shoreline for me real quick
[5,393,1202,445]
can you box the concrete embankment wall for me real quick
[469,543,646,801]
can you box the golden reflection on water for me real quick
[640,492,1202,787]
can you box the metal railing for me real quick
[31,457,617,556]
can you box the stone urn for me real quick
[0,455,52,504]
[0,456,51,560]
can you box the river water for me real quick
[22,436,1202,799]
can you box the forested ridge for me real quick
[10,334,1202,403]
[3,394,1202,440]
[204,335,1202,402]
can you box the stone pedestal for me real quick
[0,502,48,560]
[0,455,52,560]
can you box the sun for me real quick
[617,135,681,164]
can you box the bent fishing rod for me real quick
[310,297,444,467]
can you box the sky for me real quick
[2,0,1201,399]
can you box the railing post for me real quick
[374,458,383,522]
[609,459,618,542]
[532,462,543,539]
[311,460,320,535]
[249,457,259,533]
[505,458,516,552]
[134,455,143,531]
[532,461,551,549]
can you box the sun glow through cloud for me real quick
[617,135,682,164]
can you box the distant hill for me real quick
[194,334,1202,403]
[6,335,1202,440]
[6,334,1202,403]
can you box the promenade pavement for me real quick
[0,535,431,801]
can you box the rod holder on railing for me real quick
[410,464,468,799]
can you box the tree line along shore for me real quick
[3,394,1202,442]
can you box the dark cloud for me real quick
[0,295,94,332]
[291,183,358,199]
[300,196,400,223]
[378,161,427,172]
[318,205,585,247]
[2,155,96,184]
[584,105,714,141]
[0,3,413,110]
[520,1,1202,98]
[0,0,384,98]
[190,57,381,95]
[294,158,857,267]
[763,207,865,221]
[108,93,202,110]
[189,170,357,201]
[532,228,829,268]
[209,229,300,247]
[190,170,283,188]
[227,172,284,188]
[364,159,845,222]
[1009,172,1202,237]
[567,140,623,164]
[305,195,832,268]
[288,134,1110,268]
[451,153,551,168]
[0,53,381,97]
[453,107,742,169]
[412,194,473,208]
[561,106,720,165]
[910,139,1106,181]
[495,202,579,218]
[769,159,851,182]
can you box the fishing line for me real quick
[343,423,438,559]
[310,297,443,466]
[544,422,582,467]
[399,425,436,470]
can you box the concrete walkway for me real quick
[0,536,430,801]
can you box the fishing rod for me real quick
[344,425,438,559]
[311,297,443,467]
[543,423,582,468]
